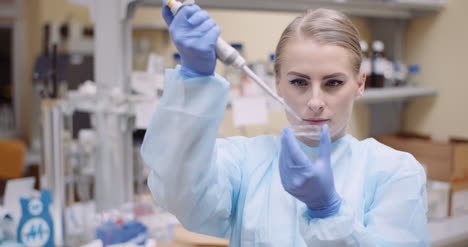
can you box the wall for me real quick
[404,0,468,142]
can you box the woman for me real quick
[141,2,429,246]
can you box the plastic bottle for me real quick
[392,61,408,87]
[407,64,421,86]
[172,53,181,68]
[359,40,371,88]
[370,40,386,88]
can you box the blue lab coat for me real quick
[141,67,430,246]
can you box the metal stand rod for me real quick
[41,99,66,246]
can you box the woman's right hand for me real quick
[162,0,221,78]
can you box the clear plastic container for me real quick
[291,125,322,140]
[407,64,421,86]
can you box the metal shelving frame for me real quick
[139,0,444,19]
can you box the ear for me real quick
[355,72,366,100]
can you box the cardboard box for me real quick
[0,139,26,179]
[375,135,468,182]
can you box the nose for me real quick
[307,88,325,113]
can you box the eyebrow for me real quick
[323,72,347,80]
[286,71,310,79]
[286,71,347,80]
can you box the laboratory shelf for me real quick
[138,0,445,19]
[357,86,437,104]
[429,214,468,247]
[0,3,17,18]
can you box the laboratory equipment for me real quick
[0,207,15,241]
[370,40,386,88]
[223,44,243,100]
[0,104,15,138]
[41,100,66,246]
[172,53,181,68]
[359,40,371,88]
[290,125,322,139]
[407,64,421,86]
[96,220,148,246]
[165,0,302,121]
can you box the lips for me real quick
[303,119,329,125]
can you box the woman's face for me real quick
[276,39,365,145]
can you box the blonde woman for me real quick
[141,2,429,246]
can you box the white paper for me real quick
[135,100,159,129]
[232,96,269,127]
[4,177,36,228]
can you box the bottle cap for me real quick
[173,53,180,61]
[372,40,384,52]
[269,53,275,61]
[408,64,420,73]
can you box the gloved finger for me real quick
[318,124,331,163]
[204,24,221,45]
[179,4,202,21]
[187,10,210,26]
[281,128,310,168]
[161,0,174,25]
[195,18,217,34]
[170,4,201,28]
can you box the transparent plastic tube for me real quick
[241,65,301,121]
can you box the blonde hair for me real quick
[274,8,362,78]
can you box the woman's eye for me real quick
[326,80,344,87]
[289,79,308,87]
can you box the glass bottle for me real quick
[370,40,385,88]
[359,40,371,88]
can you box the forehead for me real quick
[280,39,354,76]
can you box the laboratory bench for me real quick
[157,225,228,247]
[158,219,468,247]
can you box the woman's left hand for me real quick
[279,124,342,218]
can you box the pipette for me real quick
[165,0,302,121]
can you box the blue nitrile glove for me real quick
[279,124,342,218]
[162,0,220,78]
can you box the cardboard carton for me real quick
[0,139,26,179]
[375,135,468,182]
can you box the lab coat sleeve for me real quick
[140,67,242,238]
[298,152,430,246]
